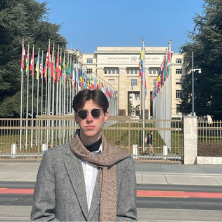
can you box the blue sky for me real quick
[37,0,204,53]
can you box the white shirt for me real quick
[81,144,102,211]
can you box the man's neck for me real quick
[85,138,102,152]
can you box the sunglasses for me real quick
[77,109,103,120]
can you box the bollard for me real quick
[133,144,138,159]
[11,143,17,158]
[163,145,168,160]
[41,144,48,156]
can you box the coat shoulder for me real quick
[44,143,71,158]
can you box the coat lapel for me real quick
[87,172,100,221]
[64,148,88,219]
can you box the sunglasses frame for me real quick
[76,108,104,120]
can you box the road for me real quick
[1,182,222,221]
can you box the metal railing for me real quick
[0,116,183,162]
[198,120,222,157]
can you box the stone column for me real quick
[183,116,197,164]
[118,68,126,115]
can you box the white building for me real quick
[79,46,185,118]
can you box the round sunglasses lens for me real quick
[78,110,87,119]
[91,109,101,118]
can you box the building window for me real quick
[153,79,157,86]
[87,69,92,74]
[176,104,181,113]
[131,79,137,86]
[126,68,138,74]
[149,68,158,75]
[176,69,182,74]
[176,90,182,99]
[108,79,115,85]
[176,78,181,85]
[86,58,93,63]
[176,58,182,63]
[135,94,140,100]
[104,68,119,75]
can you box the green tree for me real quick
[0,0,67,117]
[180,0,222,120]
[128,94,133,116]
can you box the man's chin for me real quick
[82,130,101,138]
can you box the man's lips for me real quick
[85,126,95,129]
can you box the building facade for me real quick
[80,47,186,118]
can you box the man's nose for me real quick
[86,111,94,121]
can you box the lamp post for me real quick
[191,51,201,116]
[192,51,194,116]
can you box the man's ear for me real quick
[104,111,109,123]
[74,113,80,124]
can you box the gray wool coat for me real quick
[31,143,137,221]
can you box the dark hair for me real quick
[73,89,109,113]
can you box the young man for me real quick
[31,89,137,221]
[146,131,155,156]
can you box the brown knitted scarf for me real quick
[70,132,130,222]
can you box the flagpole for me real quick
[36,48,40,146]
[59,48,62,144]
[51,43,55,148]
[63,51,66,143]
[44,55,48,144]
[47,39,51,145]
[31,45,34,148]
[142,39,145,152]
[20,40,25,151]
[55,45,59,145]
[25,43,30,149]
[40,50,44,146]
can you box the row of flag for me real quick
[138,46,147,96]
[20,40,117,100]
[152,42,171,101]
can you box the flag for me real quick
[161,58,165,86]
[36,50,40,79]
[53,57,56,83]
[51,44,54,78]
[166,44,171,78]
[56,47,59,81]
[21,41,25,72]
[25,44,29,75]
[62,53,66,84]
[40,51,43,79]
[58,50,62,80]
[46,41,50,68]
[139,48,143,77]
[44,59,47,82]
[66,55,70,75]
[75,64,79,84]
[30,47,34,77]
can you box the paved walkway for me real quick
[0,161,222,185]
[0,160,222,221]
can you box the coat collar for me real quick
[64,147,88,220]
[64,145,100,220]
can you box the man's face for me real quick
[74,99,109,145]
